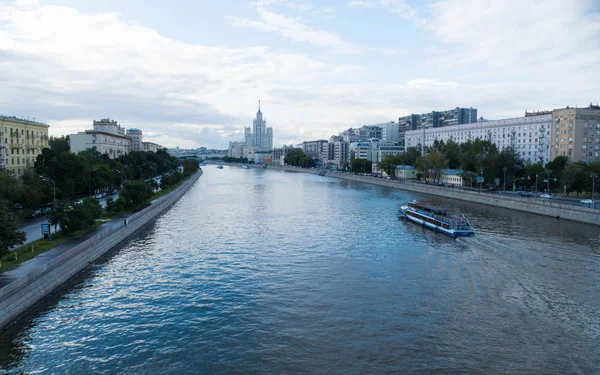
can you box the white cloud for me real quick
[427,0,600,74]
[349,0,419,21]
[0,0,361,148]
[229,7,358,53]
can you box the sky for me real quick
[1,0,599,149]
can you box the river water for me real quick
[1,166,600,374]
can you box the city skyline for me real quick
[1,0,599,149]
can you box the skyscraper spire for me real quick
[258,100,261,114]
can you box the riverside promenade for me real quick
[266,165,600,226]
[0,169,202,329]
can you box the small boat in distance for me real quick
[398,201,474,237]
[217,165,224,169]
[241,165,250,169]
[318,170,326,176]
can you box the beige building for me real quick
[0,116,49,176]
[70,118,131,159]
[142,141,161,153]
[551,105,600,163]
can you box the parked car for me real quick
[540,194,552,199]
[26,210,43,219]
[74,199,83,205]
[447,183,454,188]
[580,199,594,205]
[43,206,57,215]
[438,182,445,186]
[519,192,532,197]
[14,203,23,210]
[110,189,118,195]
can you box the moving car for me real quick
[539,194,552,199]
[519,191,532,197]
[580,199,594,205]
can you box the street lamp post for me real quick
[479,168,484,194]
[503,167,507,192]
[546,168,552,194]
[535,172,539,195]
[40,176,56,202]
[89,168,97,197]
[116,169,124,186]
[592,173,597,209]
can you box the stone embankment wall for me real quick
[0,170,202,329]
[276,166,600,226]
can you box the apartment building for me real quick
[551,105,600,163]
[70,118,131,159]
[0,116,50,176]
[405,114,552,164]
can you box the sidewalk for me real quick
[0,212,136,288]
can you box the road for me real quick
[13,194,120,249]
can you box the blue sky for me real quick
[2,0,599,148]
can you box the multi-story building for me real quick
[142,141,161,153]
[244,102,273,150]
[358,125,383,140]
[405,114,552,164]
[127,128,143,151]
[380,122,400,142]
[272,145,297,166]
[350,141,370,161]
[228,141,249,159]
[398,107,477,146]
[300,140,329,160]
[551,105,600,163]
[0,116,50,176]
[333,140,350,169]
[70,118,131,159]
[378,141,404,162]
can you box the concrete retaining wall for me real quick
[0,170,202,329]
[276,166,600,226]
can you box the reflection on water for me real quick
[1,166,599,374]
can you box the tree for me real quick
[421,152,447,182]
[119,181,154,208]
[378,154,404,178]
[284,149,310,167]
[563,162,589,196]
[183,159,199,175]
[0,201,26,258]
[46,198,102,235]
[351,158,372,173]
[403,147,421,167]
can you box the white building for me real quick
[378,141,404,162]
[441,169,464,186]
[239,101,273,163]
[228,141,250,159]
[127,128,143,151]
[142,141,160,153]
[70,118,131,159]
[350,141,371,161]
[405,114,552,164]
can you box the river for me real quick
[1,165,599,374]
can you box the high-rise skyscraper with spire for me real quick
[244,100,273,150]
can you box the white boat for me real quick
[398,201,474,237]
[217,165,224,169]
[241,165,250,169]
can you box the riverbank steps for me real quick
[0,170,202,329]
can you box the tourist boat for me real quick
[217,165,224,169]
[241,165,250,169]
[398,201,474,237]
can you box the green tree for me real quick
[563,162,589,196]
[378,154,404,178]
[183,159,199,175]
[47,198,102,235]
[421,152,447,182]
[0,201,26,258]
[284,149,310,167]
[351,158,372,173]
[119,181,154,208]
[403,147,422,167]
